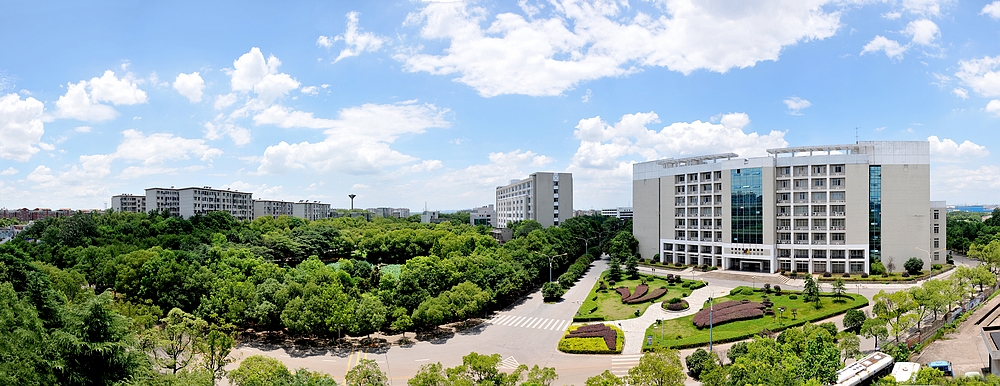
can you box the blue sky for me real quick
[2,0,1000,211]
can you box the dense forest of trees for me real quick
[0,210,633,384]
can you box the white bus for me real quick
[833,352,895,386]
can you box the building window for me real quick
[934,226,939,234]
[731,168,763,244]
[934,210,939,220]
[870,166,882,263]
[933,252,940,261]
[813,179,825,188]
[934,239,939,248]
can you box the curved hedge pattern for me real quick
[692,300,765,329]
[622,284,648,302]
[558,323,623,354]
[626,287,667,304]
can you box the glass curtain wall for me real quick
[869,166,882,263]
[731,168,763,244]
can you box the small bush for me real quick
[773,285,782,295]
[861,273,869,278]
[789,294,798,300]
[932,264,943,271]
[822,271,832,278]
[901,272,910,278]
[666,300,689,311]
[668,297,682,304]
[682,282,691,288]
[789,271,798,278]
[842,273,850,278]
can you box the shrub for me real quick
[542,282,564,300]
[932,264,943,271]
[666,300,689,311]
[689,281,707,290]
[789,271,798,278]
[870,261,887,276]
[685,348,718,380]
[773,285,782,295]
[789,294,798,300]
[559,324,622,354]
[843,309,867,333]
[622,284,649,302]
[682,282,691,288]
[625,287,668,304]
[842,273,851,278]
[763,283,771,294]
[727,341,749,364]
[901,272,910,278]
[904,257,924,275]
[616,287,630,299]
[861,273,869,278]
[692,300,765,328]
[822,271,832,278]
[558,272,575,288]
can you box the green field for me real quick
[574,270,704,322]
[642,289,868,349]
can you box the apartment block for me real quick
[111,194,146,213]
[145,186,252,221]
[601,207,634,220]
[253,199,295,219]
[293,201,331,221]
[496,172,573,228]
[470,204,496,227]
[367,207,412,219]
[633,141,943,274]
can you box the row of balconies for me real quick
[778,240,847,245]
[676,201,723,206]
[677,225,723,229]
[778,199,847,204]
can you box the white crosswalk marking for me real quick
[487,314,570,332]
[611,354,643,376]
[499,356,520,369]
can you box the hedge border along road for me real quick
[557,323,625,354]
[643,290,868,350]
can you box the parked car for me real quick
[927,361,954,377]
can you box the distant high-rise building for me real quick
[111,194,146,213]
[470,204,496,227]
[496,172,573,228]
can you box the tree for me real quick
[627,349,685,386]
[391,307,413,339]
[542,282,564,301]
[873,290,917,343]
[832,279,846,301]
[836,332,861,365]
[354,293,388,337]
[148,308,208,374]
[802,275,820,304]
[861,317,889,349]
[447,352,520,386]
[408,362,449,386]
[800,335,841,384]
[197,324,236,385]
[585,370,624,386]
[608,257,623,281]
[870,261,887,276]
[843,309,867,333]
[625,255,639,279]
[229,355,293,386]
[971,264,997,292]
[904,257,924,275]
[684,348,719,380]
[523,364,559,386]
[345,358,389,386]
[607,231,638,261]
[726,341,750,364]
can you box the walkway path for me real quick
[607,284,731,354]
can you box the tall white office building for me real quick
[111,194,146,213]
[496,172,573,228]
[633,141,944,274]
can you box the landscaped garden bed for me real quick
[663,298,689,311]
[691,300,765,328]
[557,324,624,354]
[574,270,706,322]
[643,287,868,350]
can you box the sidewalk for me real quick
[605,284,732,354]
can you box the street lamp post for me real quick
[537,252,568,282]
[708,293,715,352]
[752,276,756,290]
[916,247,945,280]
[575,236,596,258]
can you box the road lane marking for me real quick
[540,319,556,330]
[517,317,537,327]
[415,359,430,362]
[321,359,336,362]
[493,315,512,324]
[509,316,526,326]
[527,318,545,329]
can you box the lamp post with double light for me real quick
[536,252,568,283]
[915,247,946,280]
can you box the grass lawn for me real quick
[574,270,705,322]
[642,290,868,350]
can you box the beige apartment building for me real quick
[253,199,295,219]
[496,172,573,228]
[111,194,146,213]
[146,186,253,221]
[633,141,944,274]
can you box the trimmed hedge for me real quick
[626,287,667,304]
[622,284,648,302]
[616,287,630,299]
[665,300,689,311]
[692,300,765,329]
[558,324,624,354]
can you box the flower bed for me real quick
[691,300,765,329]
[626,287,667,304]
[622,284,648,302]
[664,299,689,311]
[558,324,624,354]
[616,287,631,299]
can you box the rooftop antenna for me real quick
[855,127,859,143]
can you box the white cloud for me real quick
[904,19,939,46]
[74,126,92,133]
[214,93,238,110]
[901,0,952,16]
[37,142,54,151]
[55,70,147,122]
[861,36,906,59]
[955,56,1000,97]
[396,0,841,97]
[927,136,989,162]
[932,164,1000,203]
[0,167,17,176]
[0,93,45,162]
[230,47,300,103]
[783,96,812,115]
[983,1,1000,19]
[255,102,450,175]
[986,100,1000,116]
[883,11,902,20]
[425,149,555,199]
[320,12,388,63]
[953,88,969,99]
[222,181,285,199]
[204,122,251,146]
[301,86,318,95]
[173,72,205,102]
[582,89,593,103]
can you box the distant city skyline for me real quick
[3,1,1000,211]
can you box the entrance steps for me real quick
[699,270,789,285]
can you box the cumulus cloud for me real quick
[900,0,952,16]
[230,47,300,103]
[987,100,1000,116]
[204,122,251,146]
[319,12,388,62]
[0,167,17,176]
[861,36,906,59]
[904,19,939,45]
[214,93,238,110]
[396,0,841,97]
[932,164,1000,203]
[74,126,92,133]
[255,101,450,175]
[0,93,45,162]
[301,86,318,95]
[984,1,1000,19]
[955,56,1000,97]
[953,88,969,99]
[783,96,812,115]
[55,70,147,122]
[928,136,989,162]
[423,149,555,200]
[222,181,285,199]
[173,72,205,102]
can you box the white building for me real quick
[145,186,253,221]
[367,207,412,218]
[470,204,496,227]
[253,199,295,219]
[421,210,440,224]
[111,194,146,213]
[293,201,330,221]
[496,172,573,228]
[633,141,944,274]
[601,207,634,220]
